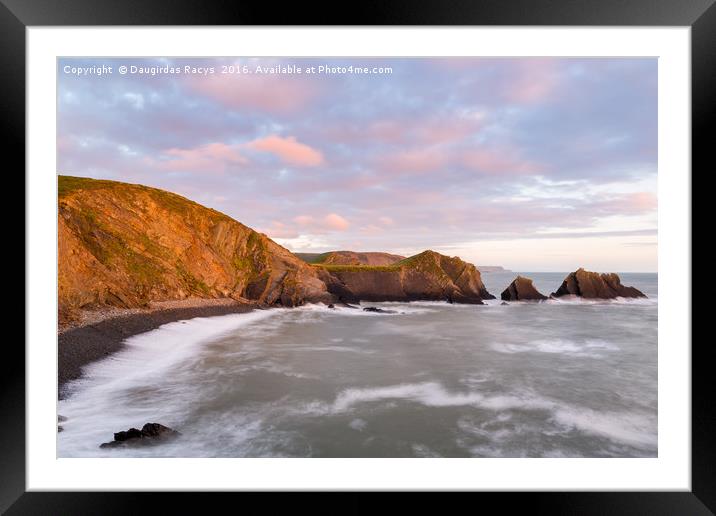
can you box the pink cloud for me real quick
[590,192,657,214]
[185,70,319,114]
[380,147,449,174]
[281,213,351,235]
[293,215,315,226]
[627,192,658,211]
[248,135,324,167]
[324,213,350,230]
[506,59,560,103]
[153,142,247,172]
[261,221,300,239]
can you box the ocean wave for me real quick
[308,381,656,450]
[551,407,657,449]
[63,309,284,395]
[545,295,657,306]
[490,338,619,358]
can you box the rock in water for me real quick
[501,276,547,301]
[551,268,646,299]
[100,423,180,449]
[362,306,397,314]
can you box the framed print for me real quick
[6,0,713,512]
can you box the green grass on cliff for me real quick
[311,263,399,272]
[295,252,331,264]
[58,175,237,224]
[58,175,121,198]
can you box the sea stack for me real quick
[501,276,547,301]
[551,268,646,299]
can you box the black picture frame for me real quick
[5,0,711,513]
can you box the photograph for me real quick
[56,56,659,459]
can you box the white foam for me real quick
[332,382,486,411]
[349,418,368,431]
[491,339,619,358]
[551,407,657,449]
[293,345,374,354]
[324,382,656,450]
[412,443,442,457]
[58,309,283,457]
[546,295,657,306]
[66,309,283,393]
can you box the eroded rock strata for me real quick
[501,276,547,301]
[551,268,646,299]
[316,250,495,304]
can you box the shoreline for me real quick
[58,299,258,399]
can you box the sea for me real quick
[58,272,658,458]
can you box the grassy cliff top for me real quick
[58,175,238,224]
[310,263,400,272]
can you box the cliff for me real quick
[315,250,494,304]
[551,268,647,299]
[501,276,547,301]
[58,176,333,322]
[295,251,405,266]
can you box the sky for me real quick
[58,57,657,272]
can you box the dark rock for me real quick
[551,268,646,299]
[100,423,180,449]
[58,426,64,432]
[363,307,397,314]
[140,422,177,438]
[327,304,335,309]
[58,415,68,422]
[114,427,142,441]
[500,302,509,306]
[501,276,548,301]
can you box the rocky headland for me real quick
[295,250,406,266]
[314,250,495,304]
[58,175,333,328]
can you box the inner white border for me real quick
[27,27,690,491]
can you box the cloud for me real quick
[261,212,351,240]
[461,149,539,175]
[185,68,319,114]
[506,59,560,103]
[379,147,449,174]
[261,221,300,239]
[324,213,350,230]
[57,57,658,270]
[152,142,248,172]
[247,135,324,167]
